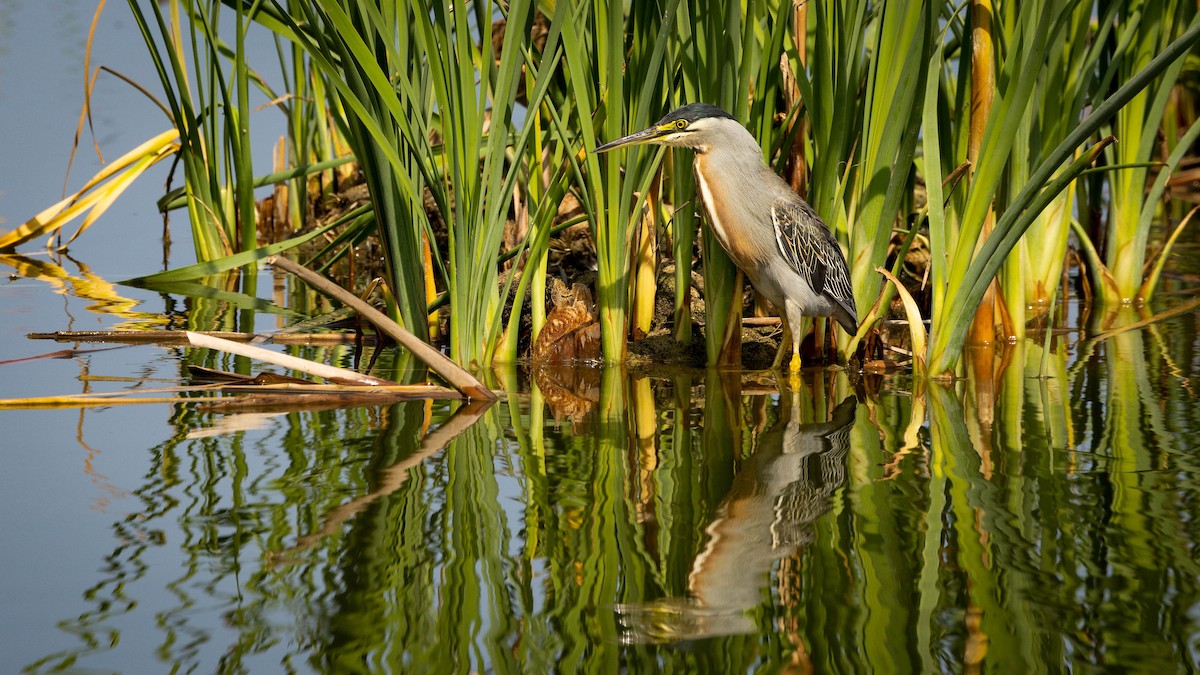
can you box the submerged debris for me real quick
[529,278,600,364]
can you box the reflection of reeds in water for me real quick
[617,395,856,643]
[22,325,1200,672]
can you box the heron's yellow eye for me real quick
[675,120,688,130]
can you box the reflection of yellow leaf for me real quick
[0,254,166,326]
[0,129,179,251]
[902,392,927,454]
[0,254,70,297]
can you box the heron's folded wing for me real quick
[771,198,854,310]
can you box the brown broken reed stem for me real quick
[266,255,497,400]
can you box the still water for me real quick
[3,288,1200,673]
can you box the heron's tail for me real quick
[832,300,857,335]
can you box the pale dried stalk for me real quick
[186,331,394,386]
[266,255,496,400]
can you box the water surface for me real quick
[4,303,1200,673]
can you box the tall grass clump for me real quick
[409,0,548,366]
[270,2,439,347]
[1001,0,1116,333]
[1101,0,1200,304]
[840,0,930,341]
[564,0,676,363]
[269,0,564,367]
[924,4,1200,375]
[129,0,259,261]
[269,0,343,231]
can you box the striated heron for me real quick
[595,103,857,371]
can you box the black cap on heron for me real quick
[595,103,858,372]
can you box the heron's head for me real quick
[594,103,739,154]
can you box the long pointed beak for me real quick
[594,125,669,153]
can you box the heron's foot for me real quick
[789,352,802,373]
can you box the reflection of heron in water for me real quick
[617,395,856,644]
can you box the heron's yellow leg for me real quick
[771,323,791,369]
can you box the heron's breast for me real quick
[693,156,772,275]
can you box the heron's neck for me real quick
[693,124,766,170]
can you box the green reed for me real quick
[480,3,570,364]
[1102,0,1200,304]
[559,0,677,363]
[128,0,259,261]
[270,0,340,230]
[1002,1,1114,333]
[843,0,930,338]
[415,0,549,366]
[275,2,438,345]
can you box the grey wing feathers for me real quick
[771,198,858,332]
